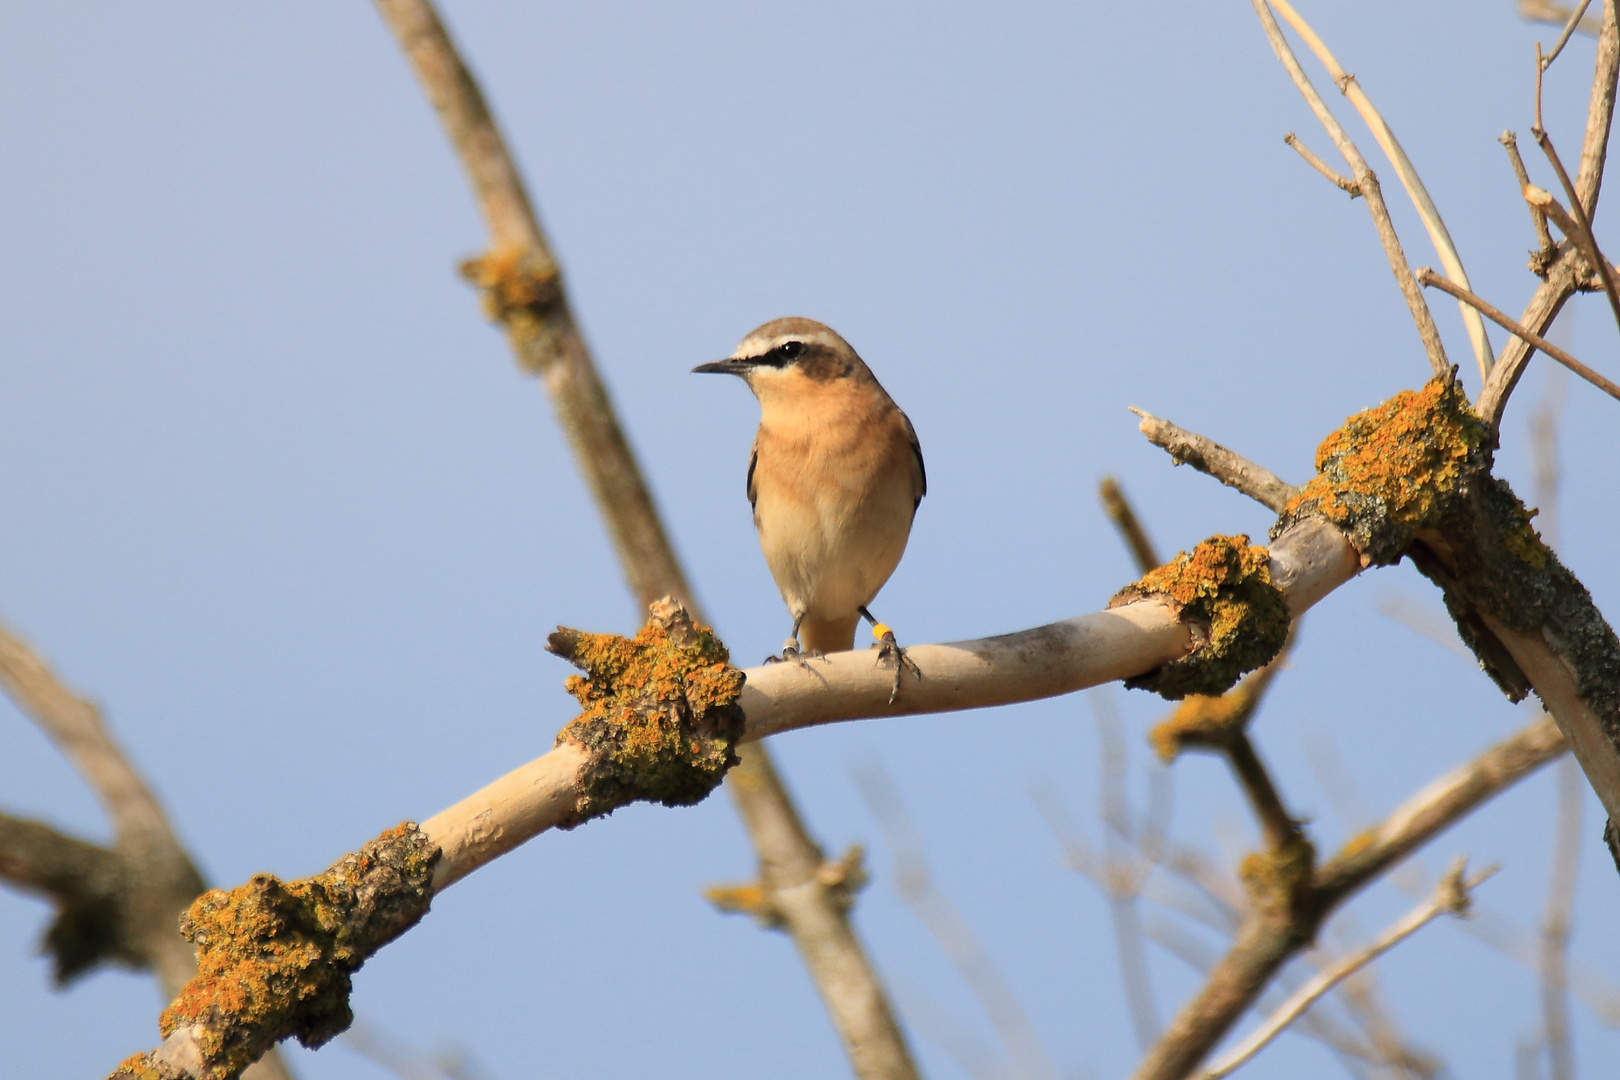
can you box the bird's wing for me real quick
[900,410,926,507]
[746,439,760,510]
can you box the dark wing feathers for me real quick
[900,410,925,511]
[746,443,759,510]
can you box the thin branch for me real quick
[1249,0,1450,378]
[1199,859,1488,1080]
[1129,409,1299,513]
[1285,133,1361,196]
[0,619,200,993]
[1133,714,1565,1080]
[1416,266,1620,403]
[1544,0,1600,71]
[1092,691,1164,1051]
[369,4,919,1076]
[1100,477,1163,574]
[1504,131,1557,256]
[1542,757,1583,1080]
[1477,1,1618,425]
[1528,129,1620,333]
[1269,0,1495,380]
[1153,920,1393,1079]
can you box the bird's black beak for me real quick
[692,357,749,375]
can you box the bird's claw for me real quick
[765,644,825,671]
[873,631,921,705]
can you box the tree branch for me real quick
[368,3,918,1076]
[1132,714,1564,1080]
[1250,0,1450,379]
[1129,410,1299,514]
[1199,859,1487,1080]
[0,617,295,1080]
[1478,0,1619,425]
[1415,266,1620,403]
[1269,0,1495,380]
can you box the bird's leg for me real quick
[859,606,921,704]
[765,613,821,669]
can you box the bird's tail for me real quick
[800,614,860,655]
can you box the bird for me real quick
[694,317,925,700]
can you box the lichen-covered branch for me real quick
[112,825,438,1080]
[0,617,299,1080]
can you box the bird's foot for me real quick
[765,640,824,671]
[870,623,921,704]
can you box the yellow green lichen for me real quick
[1279,377,1494,565]
[549,599,746,825]
[1111,535,1290,699]
[1239,832,1316,917]
[155,824,437,1079]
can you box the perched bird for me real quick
[694,317,924,697]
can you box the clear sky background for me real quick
[2,2,1619,1077]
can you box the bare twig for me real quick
[1504,132,1558,258]
[1129,409,1299,513]
[1544,0,1601,70]
[1416,266,1620,403]
[1133,715,1565,1080]
[1199,859,1489,1080]
[1100,477,1163,574]
[1285,133,1361,196]
[1269,0,1495,380]
[1249,0,1450,378]
[369,4,919,1075]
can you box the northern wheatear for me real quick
[694,317,924,699]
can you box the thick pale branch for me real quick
[420,516,1361,889]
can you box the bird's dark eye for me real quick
[779,341,805,360]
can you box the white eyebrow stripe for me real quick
[730,329,845,359]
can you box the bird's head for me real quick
[692,317,870,407]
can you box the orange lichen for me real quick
[1111,535,1290,699]
[1149,682,1261,762]
[155,824,437,1079]
[1281,377,1494,565]
[549,598,746,825]
[107,1053,183,1080]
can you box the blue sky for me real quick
[2,2,1619,1077]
